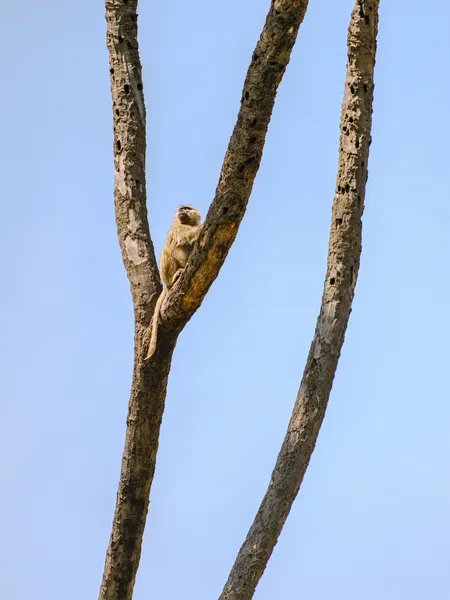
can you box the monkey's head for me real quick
[176,205,201,226]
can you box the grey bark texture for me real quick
[100,1,309,599]
[100,3,174,600]
[219,1,380,599]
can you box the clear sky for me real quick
[1,0,450,598]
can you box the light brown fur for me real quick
[145,205,202,360]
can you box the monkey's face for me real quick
[177,205,201,226]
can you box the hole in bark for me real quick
[115,109,119,116]
[343,126,347,131]
[369,5,373,10]
[330,278,335,285]
[335,218,343,226]
[268,60,283,72]
[126,41,133,50]
[345,113,348,119]
[346,130,349,136]
[118,36,124,43]
[110,68,114,75]
[124,84,130,94]
[350,86,355,94]
[364,84,368,93]
[357,195,361,207]
[365,15,370,24]
[345,183,350,193]
[361,160,365,167]
[223,206,229,214]
[123,0,128,3]
[238,165,245,173]
[245,91,250,100]
[249,135,257,144]
[355,140,360,148]
[137,82,143,90]
[250,118,258,128]
[349,116,353,123]
[116,140,121,151]
[337,185,341,192]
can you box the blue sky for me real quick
[2,0,450,598]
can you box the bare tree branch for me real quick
[219,2,380,599]
[99,2,173,600]
[106,1,160,325]
[100,1,310,599]
[154,0,310,349]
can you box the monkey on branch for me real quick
[145,205,202,360]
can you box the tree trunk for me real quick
[219,2,380,599]
[100,2,175,599]
[100,1,310,599]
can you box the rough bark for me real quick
[157,0,310,338]
[100,2,177,600]
[100,1,310,599]
[219,2,380,599]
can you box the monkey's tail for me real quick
[144,289,167,361]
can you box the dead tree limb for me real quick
[219,2,380,599]
[100,1,310,599]
[158,0,310,344]
[100,3,168,600]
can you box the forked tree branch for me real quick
[219,2,380,599]
[100,1,309,599]
[154,0,310,344]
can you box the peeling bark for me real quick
[100,1,310,599]
[219,2,380,599]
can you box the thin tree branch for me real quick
[219,2,380,599]
[106,1,160,325]
[100,1,310,599]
